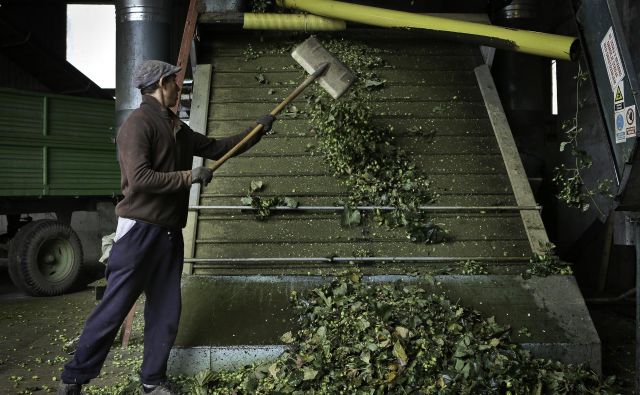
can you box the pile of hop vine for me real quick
[305,38,445,243]
[180,272,616,394]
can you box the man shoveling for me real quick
[57,60,274,395]
[58,36,354,395]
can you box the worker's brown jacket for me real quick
[115,95,258,229]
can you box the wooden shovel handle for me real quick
[210,64,328,172]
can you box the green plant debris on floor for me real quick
[173,272,616,394]
[0,289,146,395]
[0,275,627,394]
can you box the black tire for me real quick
[7,219,47,290]
[7,220,84,296]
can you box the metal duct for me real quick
[490,0,549,191]
[278,0,578,60]
[115,0,172,129]
[501,0,538,20]
[492,0,549,118]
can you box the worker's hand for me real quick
[191,166,213,187]
[256,114,276,134]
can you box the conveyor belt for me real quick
[185,30,535,273]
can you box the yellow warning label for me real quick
[615,85,624,102]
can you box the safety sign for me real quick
[615,108,626,143]
[601,27,625,89]
[614,81,624,111]
[625,105,636,139]
[613,109,627,144]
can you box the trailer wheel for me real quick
[7,219,45,288]
[8,220,84,296]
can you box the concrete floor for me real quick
[589,303,636,392]
[0,269,635,394]
[0,270,145,394]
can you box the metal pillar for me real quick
[490,0,551,203]
[115,0,172,129]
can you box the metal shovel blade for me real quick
[291,36,355,99]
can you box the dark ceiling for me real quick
[0,0,113,98]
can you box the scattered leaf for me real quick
[341,206,361,227]
[302,367,318,381]
[280,331,294,344]
[395,326,409,339]
[392,340,408,366]
[255,73,267,84]
[283,197,298,208]
[268,362,279,379]
[364,79,385,89]
[250,180,264,193]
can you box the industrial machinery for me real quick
[168,6,601,374]
[155,1,638,384]
[1,0,638,389]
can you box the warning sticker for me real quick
[625,105,636,138]
[601,27,626,89]
[615,109,626,143]
[614,84,624,102]
[614,81,625,111]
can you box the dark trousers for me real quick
[61,221,184,385]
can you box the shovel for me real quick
[209,36,355,172]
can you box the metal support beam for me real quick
[184,256,531,264]
[475,64,551,256]
[189,205,541,212]
[172,0,199,114]
[183,64,213,274]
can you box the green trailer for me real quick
[0,88,120,296]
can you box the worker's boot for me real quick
[57,382,82,395]
[140,382,180,395]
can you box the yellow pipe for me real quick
[276,0,579,61]
[243,13,346,31]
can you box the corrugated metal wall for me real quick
[0,89,120,197]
